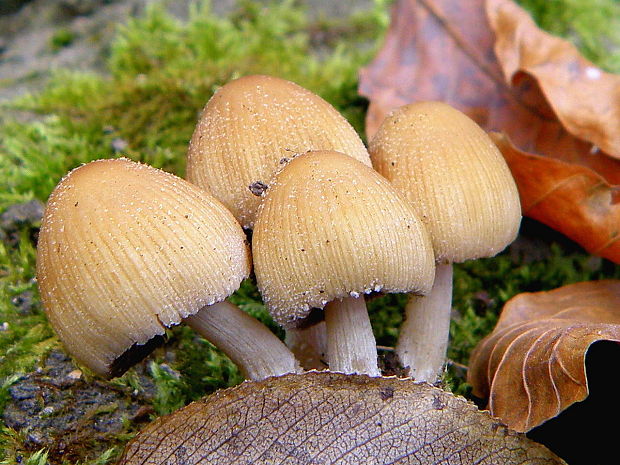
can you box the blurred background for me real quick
[0,0,377,101]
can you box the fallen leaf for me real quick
[359,0,620,176]
[360,0,502,140]
[119,371,565,464]
[491,133,620,263]
[467,280,620,432]
[487,0,620,160]
[358,0,620,258]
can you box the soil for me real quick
[0,199,44,246]
[3,350,156,462]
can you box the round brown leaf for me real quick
[120,371,565,464]
[468,280,620,432]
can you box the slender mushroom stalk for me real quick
[253,151,435,376]
[369,101,521,383]
[397,261,453,382]
[37,158,300,380]
[185,74,372,367]
[185,300,298,380]
[324,296,379,375]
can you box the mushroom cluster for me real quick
[36,75,525,463]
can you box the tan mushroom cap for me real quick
[253,150,435,328]
[36,158,251,377]
[369,101,521,263]
[186,74,370,229]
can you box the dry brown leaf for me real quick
[358,0,620,259]
[359,0,620,179]
[119,371,565,464]
[491,133,620,263]
[487,0,620,160]
[467,280,620,432]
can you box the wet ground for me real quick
[4,350,156,462]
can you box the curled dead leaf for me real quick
[359,0,620,259]
[491,133,620,264]
[468,280,620,432]
[119,371,565,464]
[359,0,620,171]
[487,0,620,160]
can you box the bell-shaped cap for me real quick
[369,101,522,263]
[186,74,370,229]
[36,158,251,377]
[253,150,435,328]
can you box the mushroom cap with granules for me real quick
[36,158,251,377]
[252,150,435,328]
[369,101,521,263]
[186,74,371,229]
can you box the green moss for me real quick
[23,449,48,465]
[0,234,56,388]
[0,446,117,465]
[50,28,75,51]
[2,1,381,212]
[0,3,388,460]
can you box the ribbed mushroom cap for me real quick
[369,101,521,263]
[253,150,435,328]
[186,74,370,229]
[36,158,251,377]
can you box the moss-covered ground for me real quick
[0,0,619,463]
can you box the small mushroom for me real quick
[186,74,372,368]
[253,151,435,376]
[36,158,300,380]
[369,101,522,382]
[186,74,370,229]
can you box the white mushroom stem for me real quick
[324,296,380,376]
[285,322,328,371]
[396,261,453,383]
[184,300,301,381]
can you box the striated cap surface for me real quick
[186,74,370,229]
[253,150,435,328]
[369,101,521,263]
[36,158,251,377]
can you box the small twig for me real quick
[446,358,468,372]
